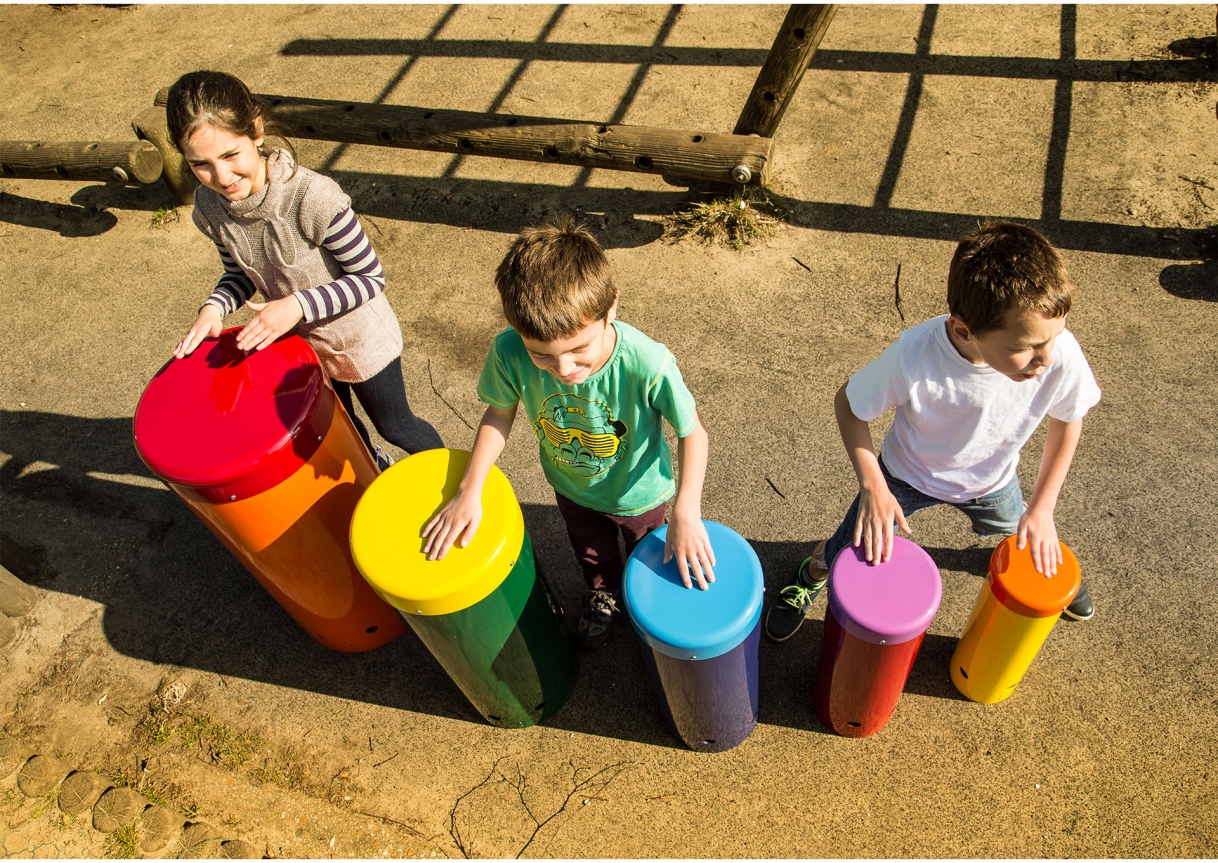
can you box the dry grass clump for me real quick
[662,187,788,249]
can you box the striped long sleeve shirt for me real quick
[203,208,385,323]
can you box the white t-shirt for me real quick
[846,315,1101,502]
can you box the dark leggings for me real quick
[332,357,444,456]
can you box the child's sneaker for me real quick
[577,589,620,649]
[765,540,829,642]
[1063,581,1094,621]
[374,446,394,473]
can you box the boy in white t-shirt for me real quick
[767,220,1102,642]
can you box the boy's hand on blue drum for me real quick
[853,483,910,565]
[664,509,716,590]
[236,297,305,352]
[1016,505,1062,576]
[174,304,224,358]
[421,491,482,561]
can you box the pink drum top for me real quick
[827,537,942,645]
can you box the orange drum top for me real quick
[987,535,1081,618]
[134,329,334,503]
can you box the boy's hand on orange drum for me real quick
[174,304,223,358]
[664,510,716,590]
[1016,505,1062,576]
[853,484,910,565]
[421,492,482,561]
[236,296,304,352]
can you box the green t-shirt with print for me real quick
[478,321,697,516]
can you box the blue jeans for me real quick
[823,458,1025,565]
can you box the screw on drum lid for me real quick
[987,535,1081,618]
[828,537,942,646]
[349,448,525,617]
[622,521,764,661]
[133,329,333,503]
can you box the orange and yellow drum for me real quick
[950,535,1080,703]
[133,329,405,652]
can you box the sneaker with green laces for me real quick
[765,542,829,642]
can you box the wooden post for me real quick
[154,89,773,187]
[734,4,838,139]
[132,106,197,205]
[0,141,163,184]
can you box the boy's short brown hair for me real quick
[947,220,1073,334]
[495,216,616,341]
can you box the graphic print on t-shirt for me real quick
[533,393,629,478]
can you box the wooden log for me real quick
[734,4,839,139]
[0,140,162,184]
[132,106,198,205]
[155,88,772,186]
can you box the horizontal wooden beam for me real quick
[0,140,162,184]
[155,89,772,186]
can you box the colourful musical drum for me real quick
[350,448,577,728]
[623,521,764,752]
[951,535,1081,703]
[813,537,941,737]
[133,329,405,651]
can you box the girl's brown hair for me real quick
[165,70,296,168]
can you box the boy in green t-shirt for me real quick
[422,217,715,648]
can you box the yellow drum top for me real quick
[350,448,525,616]
[988,535,1081,618]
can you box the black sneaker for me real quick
[577,590,620,649]
[1063,581,1094,621]
[765,542,830,642]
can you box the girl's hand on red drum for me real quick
[174,304,224,358]
[236,296,305,352]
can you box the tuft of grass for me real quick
[662,186,789,249]
[181,800,201,819]
[252,746,305,790]
[149,207,179,230]
[142,708,262,770]
[30,786,60,820]
[104,822,140,859]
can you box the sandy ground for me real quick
[1,3,1216,858]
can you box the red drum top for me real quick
[133,329,334,503]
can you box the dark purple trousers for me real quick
[554,492,667,592]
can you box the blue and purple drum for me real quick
[623,520,764,752]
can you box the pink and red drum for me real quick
[133,330,405,651]
[813,537,942,737]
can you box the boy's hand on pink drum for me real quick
[1016,505,1061,576]
[421,491,482,561]
[664,510,716,590]
[853,484,910,565]
[173,305,223,358]
[236,296,304,352]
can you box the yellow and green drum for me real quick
[349,448,577,727]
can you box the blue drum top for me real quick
[623,520,764,661]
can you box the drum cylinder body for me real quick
[951,536,1081,703]
[133,330,405,651]
[350,448,577,727]
[813,538,942,737]
[624,522,764,752]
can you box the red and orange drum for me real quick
[133,330,405,651]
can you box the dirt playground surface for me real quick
[1,3,1216,858]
